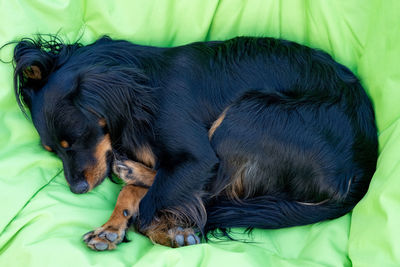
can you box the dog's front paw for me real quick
[113,159,156,187]
[113,160,135,182]
[83,225,126,251]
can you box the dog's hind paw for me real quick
[168,227,201,247]
[83,225,126,251]
[144,225,201,247]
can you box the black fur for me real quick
[12,35,378,236]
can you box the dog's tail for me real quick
[204,195,357,233]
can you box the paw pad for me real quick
[168,227,201,248]
[83,226,126,251]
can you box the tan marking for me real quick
[139,196,205,247]
[114,160,156,187]
[84,184,148,250]
[140,211,200,247]
[105,184,148,228]
[208,107,230,140]
[140,214,181,247]
[23,65,42,80]
[129,163,156,186]
[228,169,245,200]
[84,134,111,190]
[224,161,261,201]
[114,159,206,238]
[99,118,107,128]
[112,158,202,247]
[162,193,207,229]
[136,145,156,168]
[60,140,69,148]
[44,145,52,152]
[216,160,249,201]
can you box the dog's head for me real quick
[12,37,115,194]
[12,36,156,194]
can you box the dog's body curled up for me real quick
[12,36,378,249]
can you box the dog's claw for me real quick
[83,231,94,242]
[117,163,129,171]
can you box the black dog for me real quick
[12,35,378,249]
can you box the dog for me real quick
[12,35,378,250]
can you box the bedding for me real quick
[0,0,399,266]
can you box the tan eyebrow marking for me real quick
[99,118,107,128]
[60,140,69,148]
[44,145,52,152]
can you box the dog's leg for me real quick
[83,161,155,251]
[113,159,201,247]
[83,184,148,251]
[114,160,200,247]
[113,160,156,188]
[135,118,218,246]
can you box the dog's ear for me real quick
[13,39,54,87]
[12,36,83,115]
[12,39,56,114]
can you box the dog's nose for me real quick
[70,180,89,194]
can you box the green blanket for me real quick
[1,1,399,266]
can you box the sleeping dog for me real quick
[12,36,378,250]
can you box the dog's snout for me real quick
[70,180,89,194]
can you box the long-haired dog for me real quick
[11,35,378,250]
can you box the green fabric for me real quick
[0,0,399,266]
